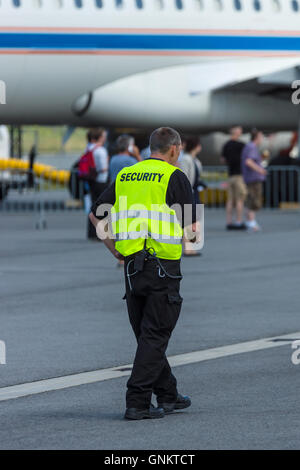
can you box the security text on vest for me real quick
[119,172,164,183]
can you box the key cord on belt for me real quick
[126,259,138,292]
[126,244,183,292]
[147,250,183,281]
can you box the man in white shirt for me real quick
[89,128,109,185]
[86,128,109,239]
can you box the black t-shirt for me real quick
[222,140,245,176]
[91,159,197,228]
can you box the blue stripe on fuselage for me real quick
[0,32,300,51]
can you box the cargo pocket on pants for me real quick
[164,292,183,332]
[167,293,183,305]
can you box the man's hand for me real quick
[185,222,202,244]
[245,158,267,176]
[131,145,142,162]
[113,249,124,261]
[89,212,99,229]
[89,212,125,261]
[260,168,267,176]
[191,222,202,243]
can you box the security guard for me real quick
[89,128,199,420]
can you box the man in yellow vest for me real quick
[89,127,199,420]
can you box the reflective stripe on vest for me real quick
[112,159,183,260]
[111,210,178,224]
[115,231,182,245]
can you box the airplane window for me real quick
[271,0,281,11]
[95,0,103,7]
[175,0,184,9]
[214,0,223,10]
[291,0,299,11]
[12,0,21,7]
[253,0,261,11]
[234,0,242,10]
[136,0,143,8]
[115,0,123,8]
[74,0,83,7]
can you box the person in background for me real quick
[221,126,247,230]
[91,127,109,195]
[109,135,141,182]
[109,135,141,266]
[180,136,203,204]
[140,145,151,160]
[128,136,142,164]
[241,129,267,232]
[176,136,187,168]
[86,128,109,240]
[180,136,203,256]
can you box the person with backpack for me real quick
[79,128,109,239]
[80,128,108,197]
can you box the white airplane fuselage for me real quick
[1,0,300,130]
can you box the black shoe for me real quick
[158,394,191,414]
[233,223,247,230]
[226,223,247,231]
[124,405,165,420]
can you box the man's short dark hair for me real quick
[116,134,132,153]
[149,127,181,154]
[251,128,261,141]
[87,130,92,143]
[185,136,201,154]
[88,127,106,142]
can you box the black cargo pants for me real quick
[124,255,183,410]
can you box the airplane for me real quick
[1,0,300,133]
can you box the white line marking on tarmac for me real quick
[1,331,300,403]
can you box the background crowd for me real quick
[77,125,290,243]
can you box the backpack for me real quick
[78,147,97,181]
[68,160,89,200]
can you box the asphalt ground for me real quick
[0,209,300,449]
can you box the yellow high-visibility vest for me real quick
[111,159,183,260]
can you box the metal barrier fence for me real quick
[0,169,85,229]
[200,166,228,208]
[264,166,300,209]
[1,166,300,226]
[200,165,300,209]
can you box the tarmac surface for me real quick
[0,208,300,450]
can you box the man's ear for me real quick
[172,145,178,158]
